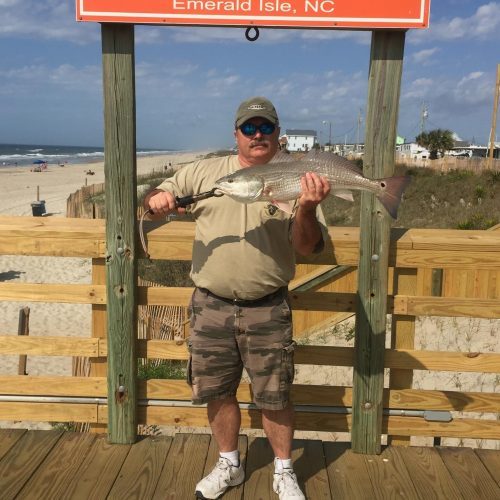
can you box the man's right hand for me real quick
[144,189,185,218]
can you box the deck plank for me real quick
[202,435,248,500]
[15,431,95,500]
[324,442,375,499]
[244,437,275,500]
[106,435,171,500]
[1,430,499,499]
[363,446,420,500]
[392,445,464,499]
[61,435,131,499]
[293,439,332,499]
[0,429,26,461]
[475,449,500,487]
[438,446,500,499]
[153,433,210,499]
[0,429,63,500]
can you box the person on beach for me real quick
[145,96,330,500]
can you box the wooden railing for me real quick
[0,215,499,443]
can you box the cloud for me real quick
[411,47,439,64]
[399,70,494,140]
[410,2,500,43]
[1,62,101,95]
[0,0,100,43]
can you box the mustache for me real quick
[250,139,269,147]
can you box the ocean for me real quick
[0,143,175,168]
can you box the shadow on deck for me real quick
[0,429,499,499]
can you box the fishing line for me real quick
[139,188,223,259]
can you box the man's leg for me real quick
[207,396,241,452]
[263,404,305,499]
[261,403,294,458]
[195,397,245,498]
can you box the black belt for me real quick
[198,286,288,307]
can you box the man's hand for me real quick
[292,172,330,256]
[298,172,330,211]
[144,189,185,219]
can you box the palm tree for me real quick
[415,129,455,160]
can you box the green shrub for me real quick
[138,360,186,380]
[457,214,498,230]
[475,185,485,199]
[139,259,193,287]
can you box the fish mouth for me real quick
[213,181,263,202]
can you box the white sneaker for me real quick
[273,469,306,500]
[195,457,245,499]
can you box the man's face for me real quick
[235,117,280,167]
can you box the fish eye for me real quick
[227,179,234,183]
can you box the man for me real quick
[146,97,330,499]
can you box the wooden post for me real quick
[89,258,108,433]
[488,64,500,168]
[388,268,417,446]
[18,307,30,375]
[102,23,138,444]
[352,30,406,454]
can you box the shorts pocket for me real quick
[281,340,296,387]
[186,341,193,386]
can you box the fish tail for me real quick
[376,175,411,218]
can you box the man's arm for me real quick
[291,172,330,256]
[143,189,185,219]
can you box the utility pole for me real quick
[488,63,500,168]
[323,120,332,150]
[419,101,428,134]
[356,108,363,152]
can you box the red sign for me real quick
[76,0,430,29]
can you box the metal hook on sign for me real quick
[245,27,259,42]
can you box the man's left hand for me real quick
[298,172,331,211]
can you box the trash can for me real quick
[31,200,46,217]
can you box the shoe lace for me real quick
[276,470,302,495]
[207,458,233,485]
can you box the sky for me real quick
[0,1,499,150]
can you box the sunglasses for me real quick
[239,122,276,136]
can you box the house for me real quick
[283,129,317,152]
[396,142,431,160]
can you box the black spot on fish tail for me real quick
[376,175,411,218]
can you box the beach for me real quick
[0,151,206,394]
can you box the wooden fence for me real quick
[66,182,105,219]
[396,155,500,173]
[0,216,499,443]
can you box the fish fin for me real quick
[271,200,294,214]
[333,190,354,202]
[269,151,296,163]
[304,150,363,173]
[376,175,411,218]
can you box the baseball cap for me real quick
[235,96,279,128]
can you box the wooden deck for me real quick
[1,430,499,499]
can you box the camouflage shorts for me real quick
[187,287,295,410]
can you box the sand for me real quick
[0,152,498,448]
[0,151,206,381]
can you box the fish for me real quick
[213,150,410,218]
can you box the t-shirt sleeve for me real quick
[156,161,197,198]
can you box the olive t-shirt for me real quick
[156,154,326,300]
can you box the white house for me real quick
[396,142,430,160]
[283,129,317,152]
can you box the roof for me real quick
[285,129,317,136]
